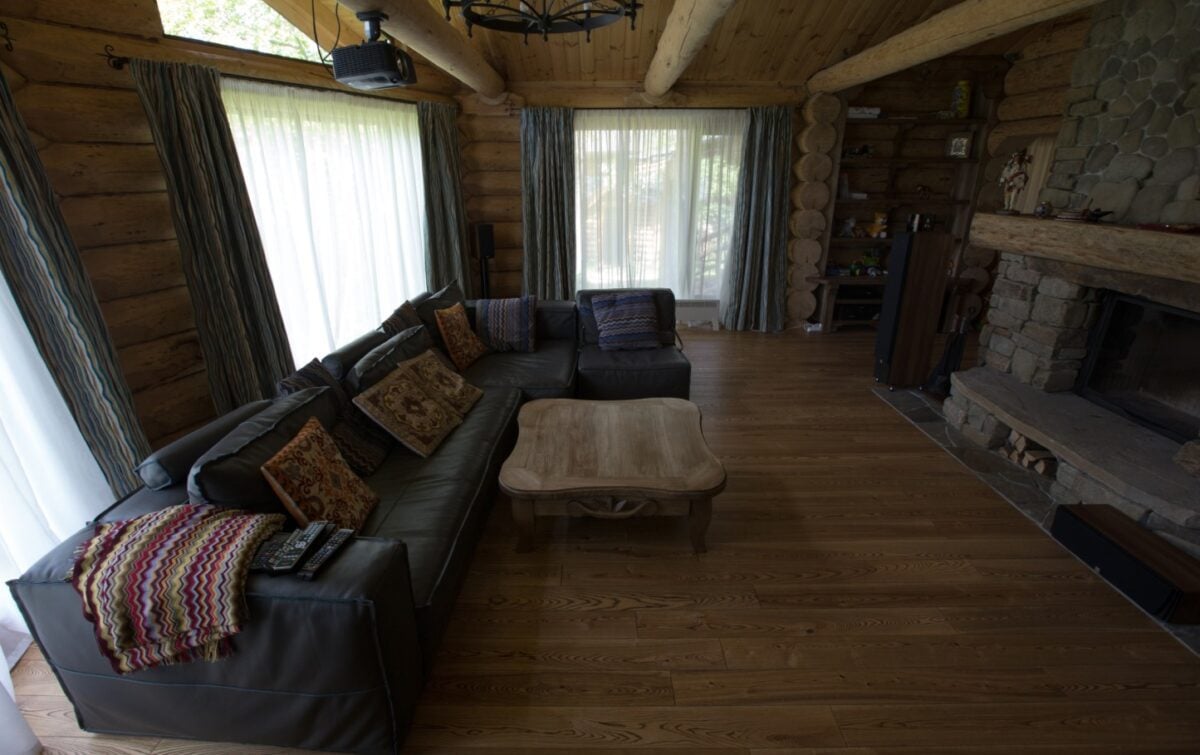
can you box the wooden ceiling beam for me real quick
[337,0,505,97]
[643,0,738,99]
[807,0,1104,94]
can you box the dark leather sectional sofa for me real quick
[9,289,689,754]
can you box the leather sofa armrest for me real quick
[10,534,425,753]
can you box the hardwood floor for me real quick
[13,329,1200,753]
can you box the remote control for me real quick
[297,529,354,581]
[250,532,292,573]
[270,521,333,574]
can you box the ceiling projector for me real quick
[332,11,417,90]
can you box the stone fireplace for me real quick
[944,215,1200,558]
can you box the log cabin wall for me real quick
[0,0,456,447]
[459,94,523,298]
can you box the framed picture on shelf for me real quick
[945,132,972,159]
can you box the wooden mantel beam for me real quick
[337,0,506,97]
[644,0,738,99]
[807,0,1104,94]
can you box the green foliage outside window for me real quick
[157,0,324,63]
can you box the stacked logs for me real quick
[1004,430,1058,477]
[785,92,841,328]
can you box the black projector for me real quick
[332,40,417,90]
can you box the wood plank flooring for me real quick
[13,329,1200,753]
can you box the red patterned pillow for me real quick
[260,418,379,531]
[434,302,489,371]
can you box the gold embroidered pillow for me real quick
[403,350,483,415]
[352,362,464,457]
[434,302,489,371]
[260,418,379,531]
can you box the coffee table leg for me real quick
[689,498,712,554]
[513,498,535,552]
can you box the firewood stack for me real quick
[1003,430,1057,476]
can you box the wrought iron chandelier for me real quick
[442,1,642,42]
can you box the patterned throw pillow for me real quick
[260,418,379,531]
[435,302,490,370]
[353,361,465,457]
[590,291,661,351]
[380,300,421,336]
[475,295,537,352]
[404,350,483,415]
[275,359,391,476]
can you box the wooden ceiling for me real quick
[298,0,1037,92]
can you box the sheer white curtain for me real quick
[1,271,112,753]
[222,80,428,363]
[574,109,747,299]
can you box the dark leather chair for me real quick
[575,288,691,400]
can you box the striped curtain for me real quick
[130,61,294,413]
[720,106,793,332]
[521,108,576,299]
[0,70,150,497]
[418,102,471,296]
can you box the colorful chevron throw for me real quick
[70,504,284,674]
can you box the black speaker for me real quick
[475,224,495,298]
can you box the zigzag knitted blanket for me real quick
[70,503,283,674]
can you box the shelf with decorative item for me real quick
[835,196,969,208]
[845,116,987,126]
[841,157,973,168]
[829,237,893,247]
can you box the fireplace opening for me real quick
[1076,293,1200,443]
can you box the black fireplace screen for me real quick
[1076,293,1200,443]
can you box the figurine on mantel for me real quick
[996,148,1032,215]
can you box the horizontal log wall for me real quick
[458,94,523,298]
[0,1,455,447]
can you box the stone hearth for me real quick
[946,230,1200,559]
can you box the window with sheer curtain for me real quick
[574,109,748,299]
[0,272,113,673]
[221,80,428,363]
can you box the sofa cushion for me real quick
[414,281,465,348]
[380,300,421,336]
[344,325,433,394]
[405,350,483,415]
[261,417,379,530]
[435,302,489,371]
[188,387,339,514]
[135,400,271,490]
[275,358,392,477]
[464,338,577,399]
[590,290,662,351]
[536,300,578,341]
[576,344,691,400]
[361,387,521,607]
[475,295,536,352]
[577,288,676,347]
[352,360,465,458]
[320,329,390,382]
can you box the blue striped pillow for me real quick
[591,291,660,351]
[475,295,537,352]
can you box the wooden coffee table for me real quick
[499,398,726,553]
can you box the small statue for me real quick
[865,211,888,239]
[839,217,857,238]
[1033,201,1051,219]
[997,149,1032,215]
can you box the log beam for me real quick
[807,0,1104,94]
[644,0,738,98]
[337,0,505,97]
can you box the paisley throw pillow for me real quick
[434,302,489,371]
[260,417,379,531]
[352,362,464,457]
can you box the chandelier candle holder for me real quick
[443,1,641,42]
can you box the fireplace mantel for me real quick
[970,214,1200,287]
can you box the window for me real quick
[0,272,112,671]
[222,80,428,361]
[574,109,747,300]
[157,0,323,63]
